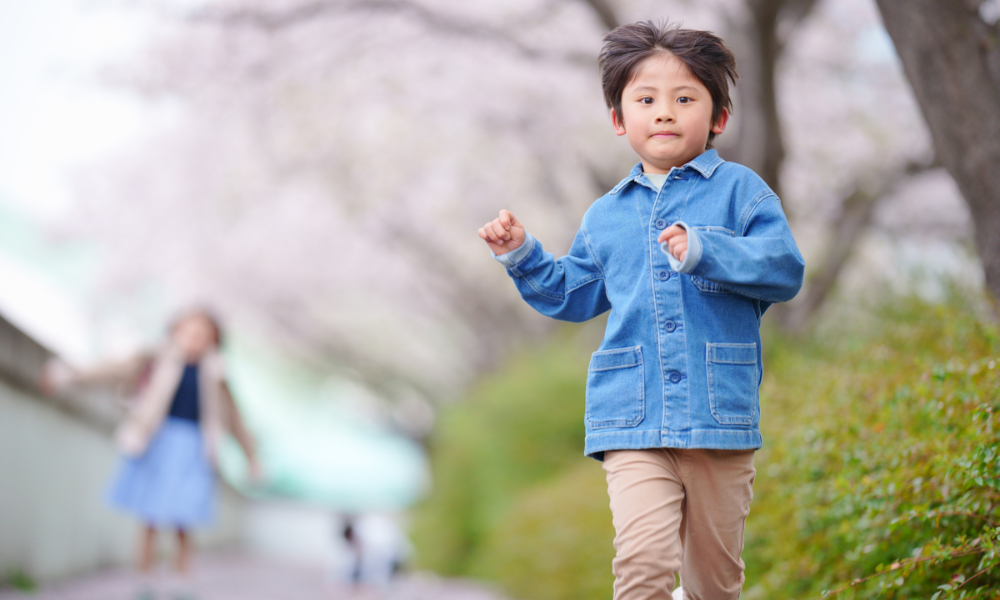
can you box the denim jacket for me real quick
[495,150,805,459]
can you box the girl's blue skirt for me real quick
[108,417,216,528]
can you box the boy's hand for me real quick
[479,209,526,255]
[658,225,688,262]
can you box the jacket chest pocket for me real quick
[586,347,645,429]
[706,343,759,425]
[691,275,730,294]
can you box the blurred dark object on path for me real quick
[333,514,412,589]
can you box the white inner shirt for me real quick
[644,172,669,191]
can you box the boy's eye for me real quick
[677,96,692,104]
[640,97,654,105]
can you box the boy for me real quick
[478,21,804,600]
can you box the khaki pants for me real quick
[602,448,756,600]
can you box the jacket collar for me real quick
[687,149,724,178]
[609,149,724,195]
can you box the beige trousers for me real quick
[602,448,756,600]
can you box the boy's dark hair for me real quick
[599,21,738,148]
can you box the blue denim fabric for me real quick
[495,150,805,459]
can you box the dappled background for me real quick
[2,0,1000,598]
[4,0,983,390]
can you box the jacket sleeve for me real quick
[495,229,611,322]
[664,193,805,303]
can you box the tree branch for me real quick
[185,0,593,66]
[776,158,941,333]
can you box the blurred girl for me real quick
[46,308,259,599]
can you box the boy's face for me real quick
[612,52,728,174]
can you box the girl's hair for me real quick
[599,21,738,148]
[168,307,224,346]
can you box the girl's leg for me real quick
[171,529,200,600]
[176,528,192,573]
[139,525,157,572]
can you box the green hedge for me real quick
[744,298,1000,599]
[409,324,601,587]
[412,296,1000,599]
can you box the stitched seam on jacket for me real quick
[520,273,565,301]
[580,224,608,281]
[738,191,776,236]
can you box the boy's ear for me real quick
[611,109,627,136]
[711,107,730,135]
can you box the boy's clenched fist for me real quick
[478,209,526,256]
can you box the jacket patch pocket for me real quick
[706,343,759,425]
[586,346,644,429]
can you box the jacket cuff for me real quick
[661,221,702,273]
[493,233,536,268]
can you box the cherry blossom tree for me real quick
[67,0,971,405]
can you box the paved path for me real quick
[0,553,514,600]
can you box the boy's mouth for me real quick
[652,131,678,138]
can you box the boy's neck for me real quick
[641,148,715,174]
[642,163,677,175]
[641,154,698,175]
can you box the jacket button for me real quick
[655,218,668,229]
[664,320,676,332]
[657,271,670,281]
[668,370,682,383]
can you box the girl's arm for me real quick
[42,353,154,398]
[220,380,261,479]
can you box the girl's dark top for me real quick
[167,364,200,423]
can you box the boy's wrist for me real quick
[661,222,703,273]
[493,233,536,267]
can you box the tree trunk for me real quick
[729,0,818,201]
[580,0,618,31]
[874,0,1000,307]
[744,0,785,198]
[777,160,939,332]
[727,0,785,197]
